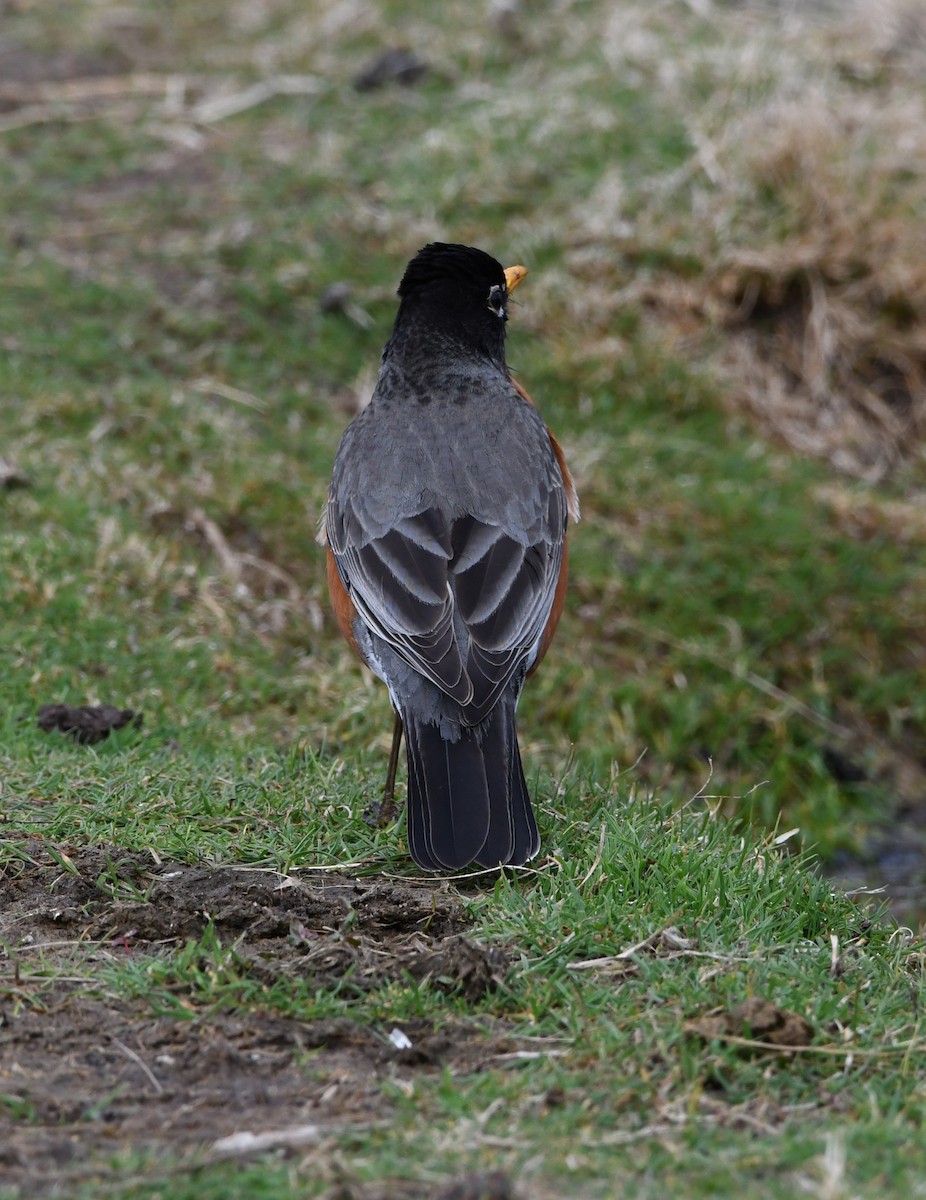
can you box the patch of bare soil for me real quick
[0,843,519,1197]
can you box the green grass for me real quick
[2,0,926,1196]
[4,775,925,1198]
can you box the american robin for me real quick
[323,243,578,870]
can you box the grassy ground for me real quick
[2,1,926,1196]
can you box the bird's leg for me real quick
[364,713,403,827]
[381,712,404,818]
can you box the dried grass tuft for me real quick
[599,4,926,479]
[707,86,926,479]
[841,0,926,80]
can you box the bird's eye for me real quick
[487,283,507,320]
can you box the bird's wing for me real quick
[327,478,567,723]
[327,501,474,704]
[449,487,566,725]
[326,374,571,721]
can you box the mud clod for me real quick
[686,997,815,1049]
[37,703,142,744]
[436,1172,516,1200]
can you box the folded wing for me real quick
[327,488,566,722]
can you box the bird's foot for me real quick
[363,792,398,828]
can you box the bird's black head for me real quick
[390,243,524,368]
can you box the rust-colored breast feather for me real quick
[511,377,578,673]
[326,544,359,656]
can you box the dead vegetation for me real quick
[694,10,926,479]
[706,82,926,481]
[570,0,926,482]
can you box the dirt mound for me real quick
[0,843,520,1195]
[1,840,466,941]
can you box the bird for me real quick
[322,243,578,870]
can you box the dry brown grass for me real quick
[678,5,926,478]
[707,81,926,480]
[569,0,926,481]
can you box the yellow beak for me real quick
[504,264,528,293]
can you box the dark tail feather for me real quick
[404,713,491,869]
[403,700,539,871]
[476,698,539,869]
[504,728,540,867]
